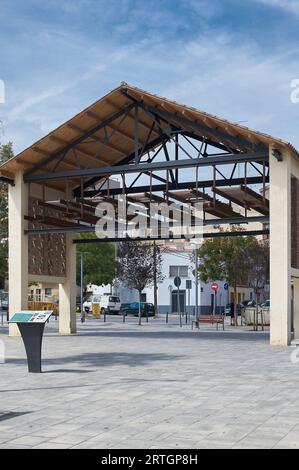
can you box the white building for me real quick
[113,245,255,314]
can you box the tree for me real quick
[76,233,116,288]
[197,230,256,325]
[116,241,164,324]
[0,142,14,164]
[245,239,269,303]
[0,242,7,289]
[0,142,14,289]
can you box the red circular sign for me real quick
[211,282,218,291]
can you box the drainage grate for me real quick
[0,411,30,422]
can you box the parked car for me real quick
[243,300,257,308]
[120,302,155,317]
[261,299,270,308]
[224,303,244,316]
[0,292,8,311]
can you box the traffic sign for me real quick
[224,282,229,290]
[174,276,181,288]
[211,282,218,291]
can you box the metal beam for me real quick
[72,134,166,196]
[72,126,240,196]
[122,90,263,152]
[24,151,268,183]
[25,215,269,236]
[0,176,14,185]
[24,102,136,178]
[82,175,269,198]
[72,229,269,243]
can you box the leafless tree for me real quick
[116,241,164,324]
[245,239,269,303]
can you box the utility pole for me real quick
[195,247,199,317]
[153,242,158,317]
[79,251,88,323]
[80,252,84,323]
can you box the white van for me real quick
[100,294,121,315]
[83,294,121,315]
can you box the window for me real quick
[169,265,189,277]
[44,288,52,297]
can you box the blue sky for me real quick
[1,0,299,153]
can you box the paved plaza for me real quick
[0,315,299,449]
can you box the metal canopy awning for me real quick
[0,82,291,239]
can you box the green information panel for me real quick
[9,311,53,324]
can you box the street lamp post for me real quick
[79,251,88,323]
[195,248,199,317]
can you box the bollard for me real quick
[179,312,182,328]
[123,313,126,323]
[146,310,149,323]
[166,312,169,324]
[104,310,106,323]
[185,312,188,324]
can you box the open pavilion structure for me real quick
[1,83,298,345]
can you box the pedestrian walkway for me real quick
[0,316,298,449]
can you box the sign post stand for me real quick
[174,276,182,327]
[211,283,218,315]
[9,311,53,373]
[186,280,192,324]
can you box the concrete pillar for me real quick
[270,147,291,345]
[8,170,28,336]
[293,277,299,341]
[59,233,77,334]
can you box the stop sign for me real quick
[211,282,218,291]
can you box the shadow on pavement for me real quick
[7,351,184,369]
[57,327,270,343]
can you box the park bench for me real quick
[191,314,225,331]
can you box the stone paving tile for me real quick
[48,434,91,446]
[7,435,48,447]
[33,442,71,449]
[0,317,299,449]
[232,437,282,449]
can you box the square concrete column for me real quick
[8,170,28,336]
[59,233,77,334]
[293,278,299,341]
[270,147,291,346]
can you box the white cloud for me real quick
[255,0,299,15]
[1,23,299,154]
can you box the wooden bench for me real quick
[191,314,225,331]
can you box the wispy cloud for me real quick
[255,0,299,15]
[0,0,299,153]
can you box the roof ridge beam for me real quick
[121,89,266,153]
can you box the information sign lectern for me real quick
[9,311,53,373]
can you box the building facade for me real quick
[114,247,256,314]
